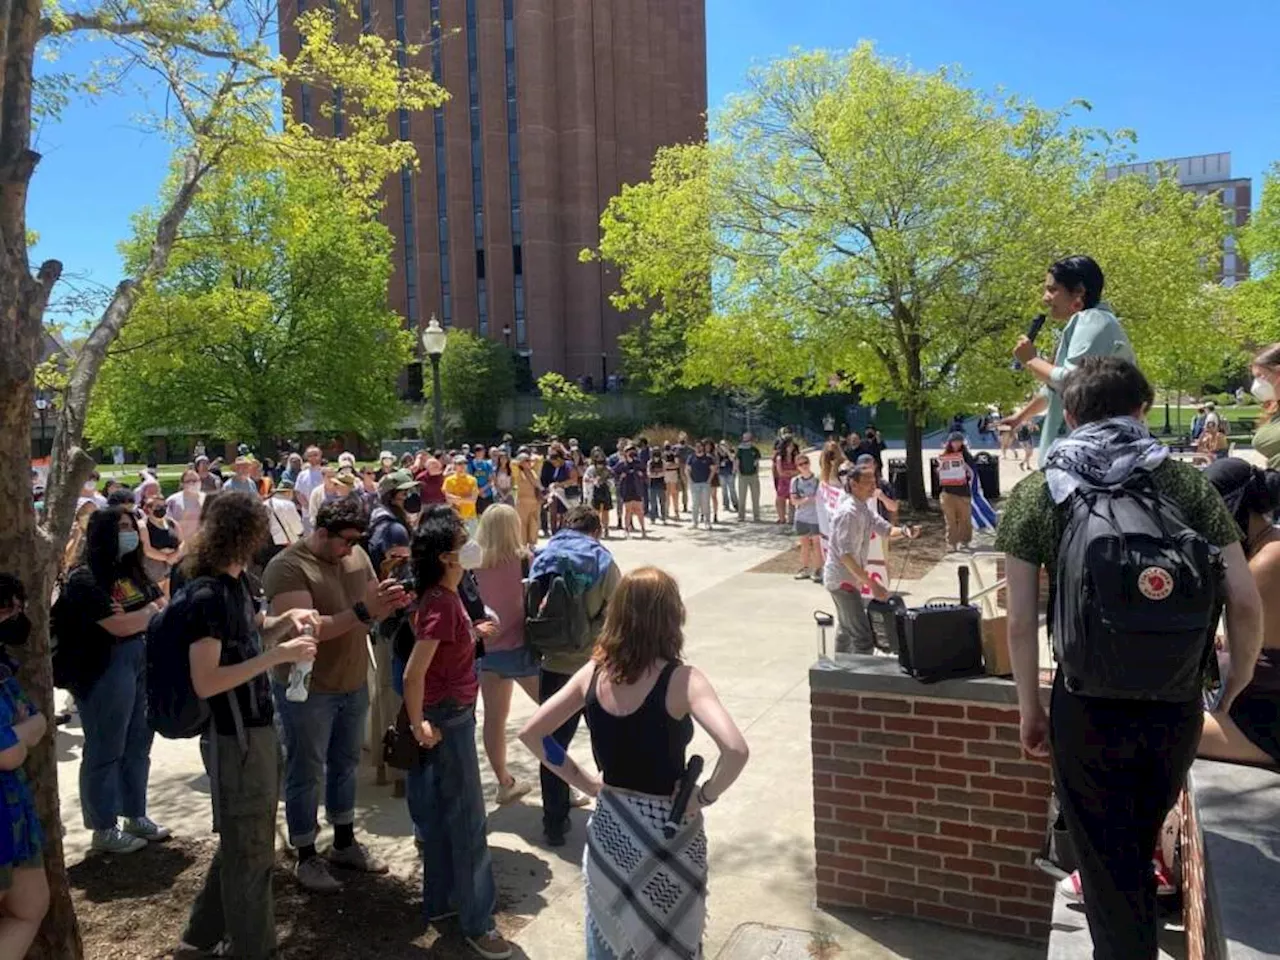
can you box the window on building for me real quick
[430,0,450,326]
[503,0,524,346]
[1223,186,1236,206]
[394,0,417,325]
[476,249,486,280]
[466,0,487,335]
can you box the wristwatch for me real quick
[353,601,373,625]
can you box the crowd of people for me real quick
[6,423,763,958]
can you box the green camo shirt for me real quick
[994,459,1240,573]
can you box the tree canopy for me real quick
[86,169,413,453]
[1237,164,1280,345]
[590,44,1229,504]
[425,328,516,439]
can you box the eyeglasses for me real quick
[337,532,364,546]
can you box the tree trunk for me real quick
[904,407,928,511]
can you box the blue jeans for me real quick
[691,482,712,525]
[79,637,154,830]
[272,683,369,848]
[721,472,738,510]
[405,703,496,938]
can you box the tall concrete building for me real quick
[1106,152,1251,286]
[281,0,707,389]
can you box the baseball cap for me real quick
[453,455,467,465]
[379,450,394,462]
[332,472,356,489]
[378,470,419,495]
[338,452,356,468]
[515,451,530,462]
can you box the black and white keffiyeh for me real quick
[1043,416,1168,504]
[583,788,708,959]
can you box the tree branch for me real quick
[40,12,245,61]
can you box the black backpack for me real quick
[146,577,218,739]
[524,572,594,657]
[1052,474,1224,701]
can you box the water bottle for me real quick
[285,624,315,702]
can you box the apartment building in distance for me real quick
[280,0,708,389]
[1106,151,1251,286]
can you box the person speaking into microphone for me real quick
[1000,255,1136,467]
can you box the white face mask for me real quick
[1251,376,1276,404]
[458,539,484,571]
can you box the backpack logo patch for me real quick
[1137,566,1174,601]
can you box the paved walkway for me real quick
[55,457,1041,959]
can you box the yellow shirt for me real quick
[443,472,479,520]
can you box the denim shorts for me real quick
[480,645,540,679]
[795,520,819,536]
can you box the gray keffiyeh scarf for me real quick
[1043,416,1168,504]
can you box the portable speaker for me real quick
[898,567,985,684]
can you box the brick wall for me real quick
[811,688,1055,941]
[1181,789,1212,960]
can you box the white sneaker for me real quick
[91,826,147,855]
[467,931,514,960]
[569,788,592,809]
[124,816,171,842]
[295,856,343,893]
[495,777,532,805]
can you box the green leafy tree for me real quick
[424,328,516,439]
[0,2,443,953]
[1237,163,1280,344]
[86,169,413,453]
[532,372,599,438]
[591,45,1226,506]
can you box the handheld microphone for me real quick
[664,755,704,838]
[1012,314,1047,371]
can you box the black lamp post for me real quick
[35,397,48,456]
[503,324,511,350]
[601,352,608,392]
[421,315,447,451]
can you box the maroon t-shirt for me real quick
[414,588,479,707]
[415,470,447,505]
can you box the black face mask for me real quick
[152,505,168,519]
[0,613,31,647]
[403,492,422,514]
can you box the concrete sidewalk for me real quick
[55,466,1040,959]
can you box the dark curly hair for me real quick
[181,491,270,579]
[315,496,368,535]
[411,505,465,593]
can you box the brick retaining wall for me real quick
[811,661,1055,941]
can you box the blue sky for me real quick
[28,0,1280,294]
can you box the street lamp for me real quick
[601,352,608,393]
[34,397,49,457]
[421,315,447,451]
[502,324,511,350]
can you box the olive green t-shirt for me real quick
[995,459,1240,573]
[262,539,376,694]
[1253,418,1280,471]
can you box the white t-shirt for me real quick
[165,489,205,541]
[293,466,324,507]
[266,496,305,546]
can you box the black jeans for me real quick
[1049,674,1202,960]
[538,668,582,831]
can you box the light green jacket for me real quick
[1037,303,1136,465]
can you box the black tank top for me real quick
[147,519,178,551]
[585,661,694,796]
